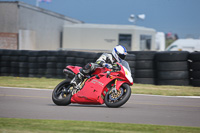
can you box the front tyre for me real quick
[52,79,72,106]
[105,83,131,108]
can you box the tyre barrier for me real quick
[0,49,19,76]
[129,51,156,84]
[28,50,39,78]
[155,51,189,86]
[0,49,199,87]
[125,54,136,77]
[189,52,200,87]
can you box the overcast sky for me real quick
[1,0,200,38]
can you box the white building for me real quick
[63,24,156,51]
[0,1,156,51]
[155,32,166,51]
[0,1,83,50]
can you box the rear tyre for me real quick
[105,83,131,108]
[52,79,72,106]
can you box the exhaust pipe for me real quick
[63,69,75,79]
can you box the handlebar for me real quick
[94,63,121,71]
[111,63,121,71]
[106,64,121,78]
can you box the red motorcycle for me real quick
[52,62,133,108]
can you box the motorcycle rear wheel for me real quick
[52,79,72,106]
[105,83,131,108]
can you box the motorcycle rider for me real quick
[72,45,128,86]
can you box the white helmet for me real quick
[112,45,127,62]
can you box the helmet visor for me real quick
[118,53,126,60]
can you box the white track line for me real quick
[0,86,52,91]
[1,86,200,98]
[132,94,200,99]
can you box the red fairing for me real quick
[71,73,113,104]
[66,65,82,74]
[116,63,133,85]
[92,67,109,75]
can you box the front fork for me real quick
[109,79,118,94]
[109,79,125,94]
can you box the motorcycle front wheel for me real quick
[52,79,72,106]
[105,83,131,108]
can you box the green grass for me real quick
[132,83,200,96]
[0,76,200,96]
[0,118,200,133]
[0,76,62,89]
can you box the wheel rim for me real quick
[108,87,126,103]
[55,84,72,99]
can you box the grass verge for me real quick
[132,83,200,96]
[0,76,62,89]
[0,118,200,133]
[0,76,200,96]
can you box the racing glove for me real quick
[103,63,113,69]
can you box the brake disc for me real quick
[109,88,124,101]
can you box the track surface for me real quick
[0,87,200,127]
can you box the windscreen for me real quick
[120,60,131,72]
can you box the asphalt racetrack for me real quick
[0,87,200,127]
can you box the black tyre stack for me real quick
[45,51,58,78]
[0,49,13,76]
[37,51,47,78]
[56,51,94,79]
[9,50,20,77]
[74,51,88,67]
[56,51,68,79]
[125,54,136,78]
[155,51,189,86]
[65,51,77,67]
[82,52,100,65]
[28,51,39,77]
[18,50,30,77]
[0,49,197,87]
[129,51,156,84]
[188,52,200,87]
